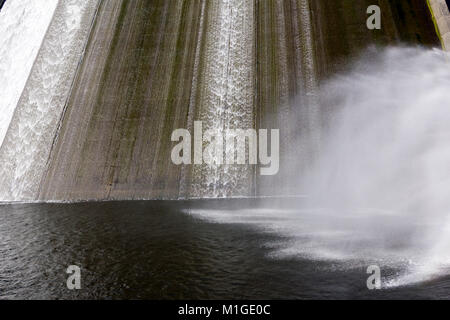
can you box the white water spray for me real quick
[188,47,450,287]
[303,46,450,287]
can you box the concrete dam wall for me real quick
[428,0,450,50]
[0,0,439,201]
[39,0,256,200]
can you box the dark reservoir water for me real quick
[0,200,449,300]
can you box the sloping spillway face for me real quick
[39,0,439,201]
[40,0,255,200]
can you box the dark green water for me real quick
[0,200,449,299]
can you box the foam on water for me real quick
[187,47,450,288]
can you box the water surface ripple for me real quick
[0,200,449,299]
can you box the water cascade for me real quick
[0,0,99,200]
[0,0,58,146]
[188,0,256,198]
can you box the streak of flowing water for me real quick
[187,47,450,288]
[0,0,58,146]
[0,0,99,201]
[191,0,255,198]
